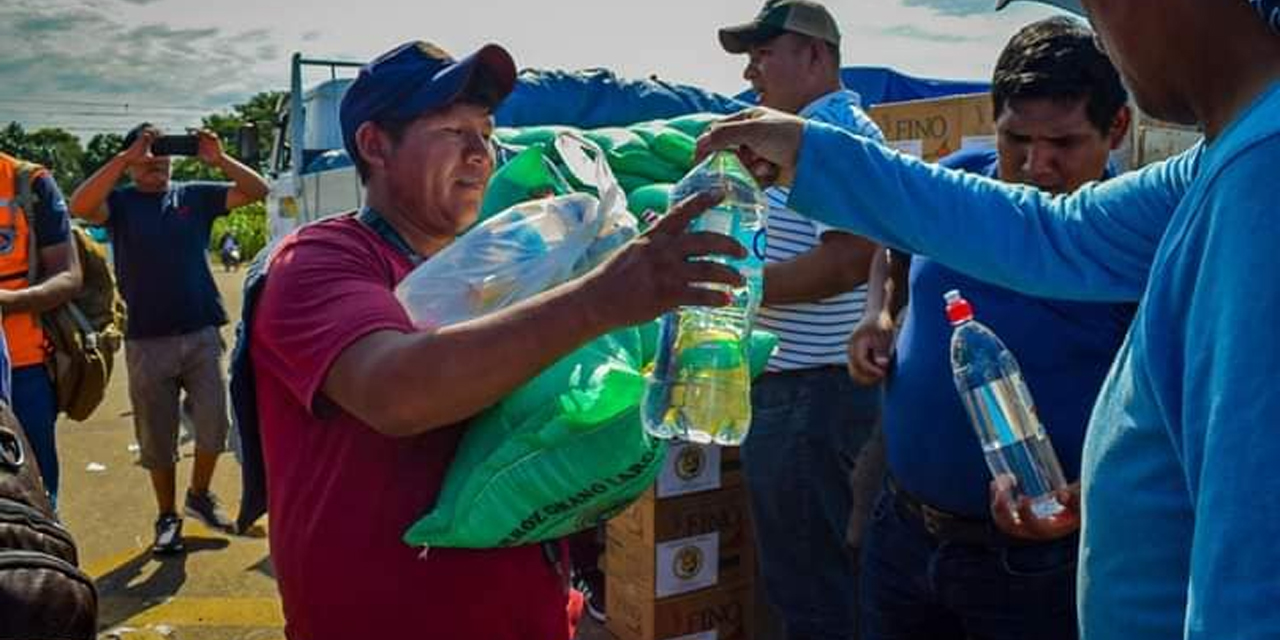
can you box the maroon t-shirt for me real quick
[252,215,577,640]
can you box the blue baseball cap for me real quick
[340,40,516,162]
[995,0,1084,14]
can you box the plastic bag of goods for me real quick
[397,133,657,549]
[397,134,637,329]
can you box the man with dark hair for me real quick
[844,16,1131,640]
[700,0,1280,637]
[718,2,883,638]
[69,125,269,553]
[248,40,746,640]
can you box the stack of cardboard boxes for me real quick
[606,442,755,640]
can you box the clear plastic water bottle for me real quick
[945,289,1067,518]
[641,151,766,445]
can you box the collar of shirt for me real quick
[798,88,864,119]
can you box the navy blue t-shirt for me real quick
[31,174,72,249]
[106,182,230,339]
[884,149,1134,518]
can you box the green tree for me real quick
[0,123,85,193]
[210,201,268,261]
[81,133,124,177]
[202,91,284,169]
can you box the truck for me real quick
[263,54,365,243]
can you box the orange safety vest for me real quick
[0,153,50,367]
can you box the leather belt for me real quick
[886,475,1029,547]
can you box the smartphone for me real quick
[151,134,200,157]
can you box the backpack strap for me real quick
[13,162,42,282]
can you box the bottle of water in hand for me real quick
[946,289,1067,519]
[641,151,765,446]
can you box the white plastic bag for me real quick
[397,133,637,328]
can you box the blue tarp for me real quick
[735,66,989,108]
[302,66,989,174]
[495,68,750,128]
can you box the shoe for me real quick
[572,569,607,623]
[184,489,234,532]
[152,513,185,555]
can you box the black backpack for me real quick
[0,403,97,639]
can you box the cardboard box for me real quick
[869,93,994,162]
[607,581,754,640]
[655,442,743,499]
[607,486,755,599]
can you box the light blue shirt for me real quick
[786,82,1280,640]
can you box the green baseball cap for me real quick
[719,0,841,54]
[995,0,1085,15]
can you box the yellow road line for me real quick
[84,543,149,579]
[83,520,266,577]
[101,596,284,627]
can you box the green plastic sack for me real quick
[499,125,577,149]
[585,127,684,183]
[614,172,653,194]
[627,183,672,217]
[666,113,722,139]
[478,146,566,223]
[403,326,778,550]
[404,326,658,549]
[630,122,697,170]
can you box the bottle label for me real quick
[751,227,767,261]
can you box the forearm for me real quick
[334,278,610,436]
[762,234,876,305]
[861,248,890,318]
[787,122,1184,302]
[1,271,82,314]
[216,155,269,201]
[69,154,128,220]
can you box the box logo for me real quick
[673,544,705,580]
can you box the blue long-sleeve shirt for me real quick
[787,81,1280,640]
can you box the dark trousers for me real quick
[743,367,880,640]
[13,365,59,507]
[859,485,1079,640]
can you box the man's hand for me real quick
[847,309,897,385]
[695,108,806,188]
[121,127,156,163]
[990,476,1081,541]
[582,191,747,329]
[197,129,225,166]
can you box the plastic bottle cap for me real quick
[944,289,973,324]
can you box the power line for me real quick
[1,108,207,120]
[0,97,217,111]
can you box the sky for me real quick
[0,0,1063,139]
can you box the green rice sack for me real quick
[403,327,777,549]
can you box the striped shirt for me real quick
[757,90,884,371]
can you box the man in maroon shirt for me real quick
[251,41,747,640]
